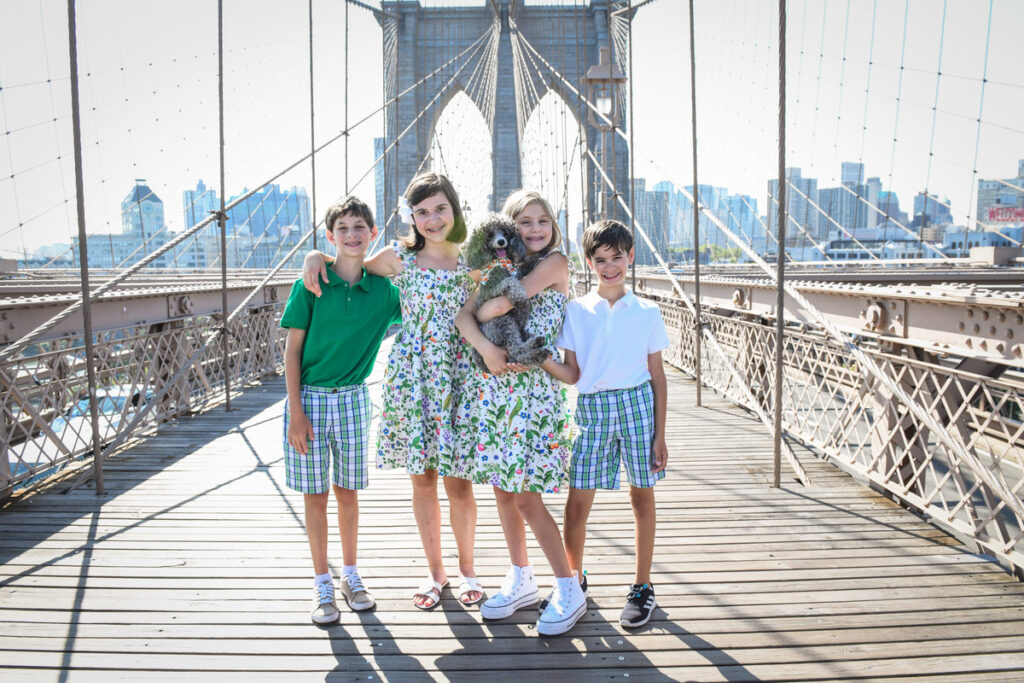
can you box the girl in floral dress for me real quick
[303,173,483,610]
[454,190,586,636]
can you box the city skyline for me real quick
[2,1,1023,259]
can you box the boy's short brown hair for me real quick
[325,195,374,232]
[582,219,633,259]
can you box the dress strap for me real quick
[392,239,415,271]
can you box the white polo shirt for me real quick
[556,290,670,394]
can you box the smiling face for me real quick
[513,202,555,255]
[411,191,455,245]
[326,212,376,258]
[587,243,634,289]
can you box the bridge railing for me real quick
[0,300,287,497]
[642,289,1024,571]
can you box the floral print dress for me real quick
[377,241,476,478]
[453,286,572,493]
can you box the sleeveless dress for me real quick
[376,241,477,478]
[453,285,572,493]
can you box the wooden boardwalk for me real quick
[4,353,1024,681]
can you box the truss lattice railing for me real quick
[0,303,286,495]
[643,290,1024,570]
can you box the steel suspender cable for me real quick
[217,0,231,412]
[772,0,787,489]
[309,0,318,250]
[688,0,702,407]
[627,0,636,290]
[67,0,104,497]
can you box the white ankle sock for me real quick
[342,564,358,575]
[314,572,332,585]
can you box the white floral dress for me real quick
[377,241,476,478]
[453,286,572,493]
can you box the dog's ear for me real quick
[510,236,526,264]
[463,226,489,270]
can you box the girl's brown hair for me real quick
[400,172,467,251]
[501,189,562,254]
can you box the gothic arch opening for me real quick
[428,90,493,221]
[520,90,586,254]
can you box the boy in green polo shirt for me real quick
[280,196,401,625]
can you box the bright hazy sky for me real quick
[1,0,1022,256]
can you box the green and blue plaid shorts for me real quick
[283,384,371,493]
[570,381,664,490]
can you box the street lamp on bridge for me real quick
[582,46,626,219]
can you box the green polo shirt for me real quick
[280,268,401,387]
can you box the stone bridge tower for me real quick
[378,0,630,238]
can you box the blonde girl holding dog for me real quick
[454,189,585,636]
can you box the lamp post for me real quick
[582,46,626,219]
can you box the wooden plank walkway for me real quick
[3,349,1024,681]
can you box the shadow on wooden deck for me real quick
[2,360,1024,681]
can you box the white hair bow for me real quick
[398,197,414,226]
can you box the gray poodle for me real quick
[463,213,550,372]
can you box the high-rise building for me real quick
[74,179,170,269]
[183,179,218,230]
[912,192,953,227]
[841,161,864,185]
[767,168,819,239]
[122,179,165,241]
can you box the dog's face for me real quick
[465,213,527,269]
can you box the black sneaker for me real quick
[538,572,588,612]
[620,583,656,628]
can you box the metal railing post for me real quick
[309,0,319,251]
[67,0,104,496]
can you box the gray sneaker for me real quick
[311,581,340,624]
[339,571,376,611]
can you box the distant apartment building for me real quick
[767,168,819,238]
[976,159,1024,228]
[74,179,170,269]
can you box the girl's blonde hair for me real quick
[501,189,562,254]
[401,172,467,251]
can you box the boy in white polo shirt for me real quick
[543,219,669,629]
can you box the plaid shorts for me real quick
[570,381,664,490]
[283,384,371,494]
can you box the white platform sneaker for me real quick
[480,565,539,620]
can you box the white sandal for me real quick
[413,578,448,611]
[457,576,485,606]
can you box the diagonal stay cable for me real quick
[584,145,810,484]
[0,25,494,364]
[636,146,1024,521]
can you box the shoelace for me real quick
[345,573,366,593]
[627,584,648,602]
[316,581,335,604]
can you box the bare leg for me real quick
[563,488,597,578]
[333,486,358,567]
[494,488,529,567]
[514,492,571,578]
[304,492,330,576]
[443,476,480,602]
[410,470,447,605]
[630,486,656,585]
